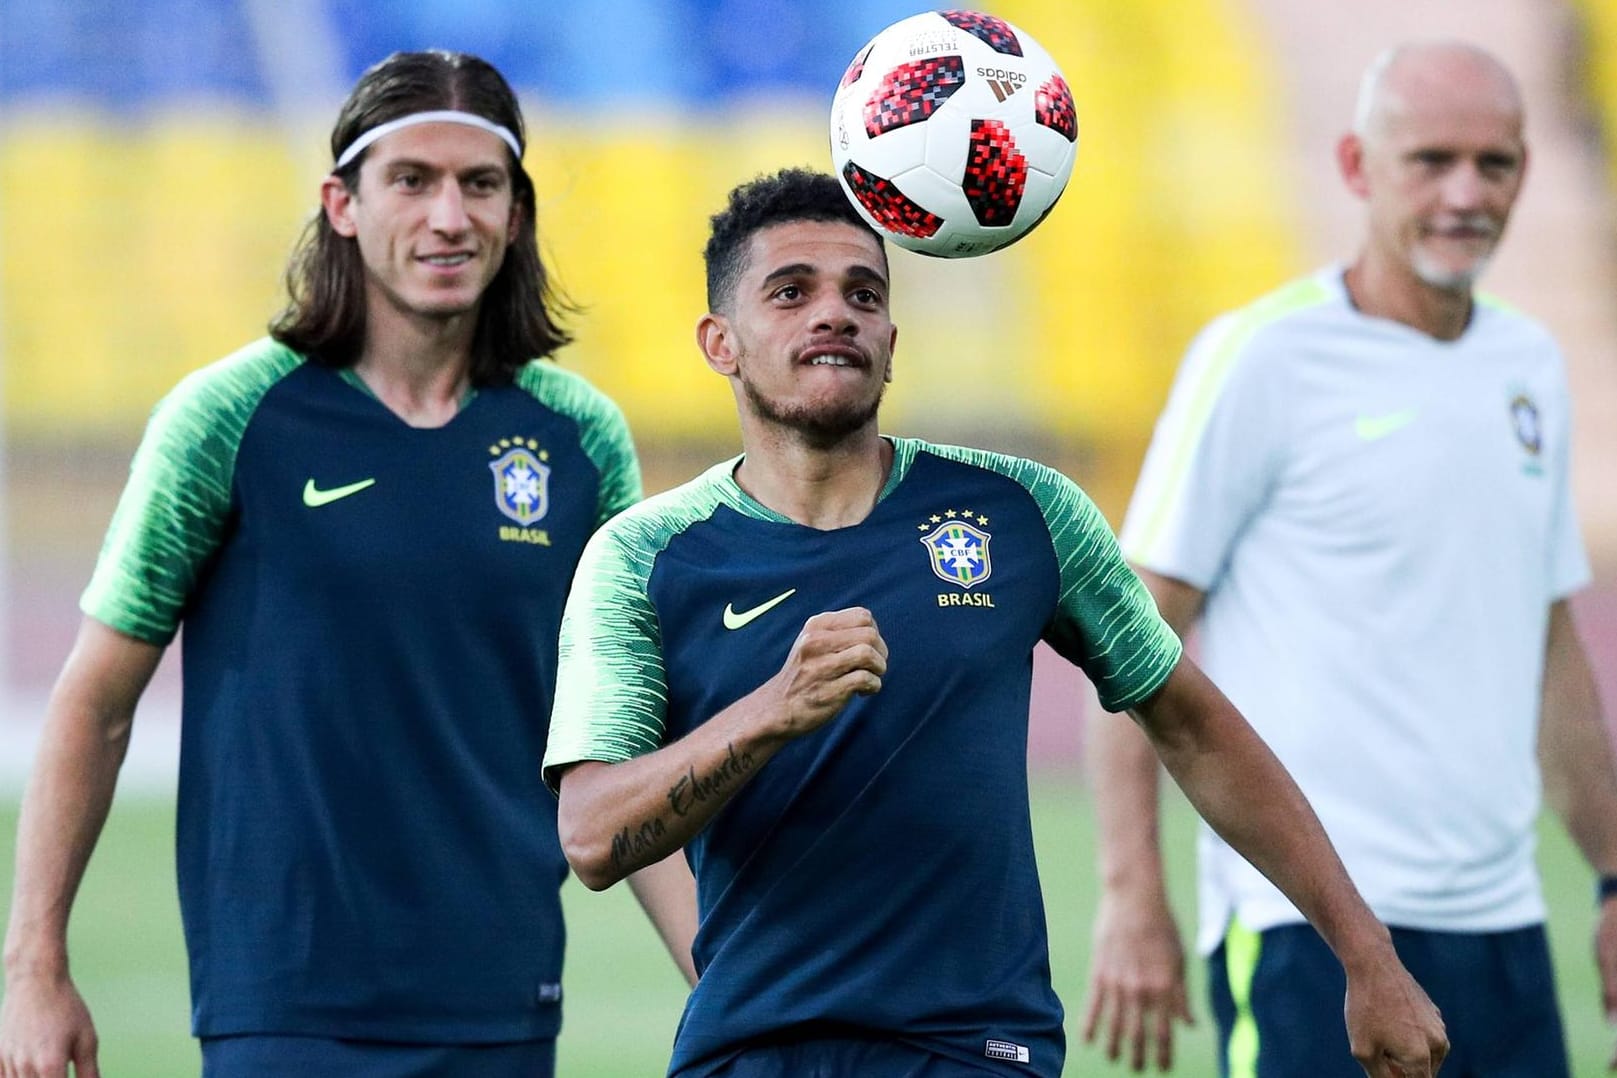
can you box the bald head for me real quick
[1336,39,1528,312]
[1353,41,1524,145]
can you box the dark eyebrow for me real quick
[845,264,888,289]
[759,262,889,290]
[760,263,816,288]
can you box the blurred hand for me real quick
[1343,954,1447,1078]
[1596,897,1617,1070]
[1081,888,1193,1071]
[0,969,100,1078]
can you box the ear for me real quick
[507,200,524,246]
[322,175,359,237]
[884,324,898,383]
[697,313,736,376]
[1336,132,1370,200]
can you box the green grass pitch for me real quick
[1,781,1608,1075]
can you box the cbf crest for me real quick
[920,514,993,589]
[1509,393,1542,456]
[489,437,550,525]
[1508,390,1544,477]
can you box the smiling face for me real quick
[1340,44,1526,294]
[698,219,897,446]
[322,120,520,332]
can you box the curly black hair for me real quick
[703,168,884,312]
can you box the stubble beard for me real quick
[738,368,886,449]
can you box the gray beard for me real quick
[1413,254,1489,293]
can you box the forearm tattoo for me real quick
[668,742,756,817]
[607,743,759,871]
[610,817,667,869]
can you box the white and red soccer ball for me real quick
[829,10,1078,258]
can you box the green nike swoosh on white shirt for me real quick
[1354,409,1419,441]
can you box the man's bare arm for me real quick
[626,856,700,986]
[556,608,886,890]
[1536,599,1617,1067]
[1,618,164,1078]
[1082,571,1203,1071]
[1132,657,1447,1076]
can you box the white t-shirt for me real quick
[1120,267,1591,954]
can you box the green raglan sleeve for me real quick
[912,442,1183,712]
[543,513,670,791]
[1031,465,1182,711]
[80,340,301,645]
[589,399,642,526]
[516,361,643,526]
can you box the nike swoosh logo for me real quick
[1354,409,1418,442]
[723,588,797,630]
[303,477,376,507]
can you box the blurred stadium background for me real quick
[3,0,1616,1074]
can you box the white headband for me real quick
[334,109,522,171]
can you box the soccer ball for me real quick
[829,10,1078,258]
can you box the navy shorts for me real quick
[693,1035,1009,1077]
[200,1034,555,1077]
[1208,921,1568,1078]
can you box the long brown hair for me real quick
[270,50,572,384]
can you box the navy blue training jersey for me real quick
[545,439,1181,1076]
[83,338,640,1042]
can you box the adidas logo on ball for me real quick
[977,67,1027,101]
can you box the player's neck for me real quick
[1343,256,1473,342]
[733,428,893,531]
[355,306,476,428]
